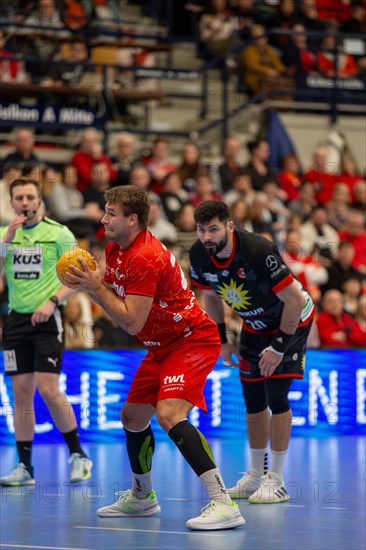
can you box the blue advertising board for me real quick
[0,348,365,444]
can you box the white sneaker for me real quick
[186,501,245,531]
[248,472,289,504]
[0,463,35,486]
[97,489,161,517]
[69,453,93,483]
[227,469,262,499]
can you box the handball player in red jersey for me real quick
[63,185,245,531]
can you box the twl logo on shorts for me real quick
[163,374,185,385]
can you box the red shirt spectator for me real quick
[338,210,366,274]
[317,289,366,347]
[316,0,352,22]
[278,154,302,201]
[143,138,176,194]
[304,146,338,204]
[71,129,116,192]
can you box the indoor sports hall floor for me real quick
[0,436,365,550]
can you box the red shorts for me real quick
[127,322,221,412]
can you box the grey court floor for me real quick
[0,436,365,550]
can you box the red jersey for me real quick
[104,229,211,348]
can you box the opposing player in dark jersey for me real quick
[63,185,245,531]
[190,201,314,503]
[0,178,92,486]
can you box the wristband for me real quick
[271,329,293,354]
[0,242,9,257]
[217,322,228,344]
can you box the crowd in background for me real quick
[0,126,365,350]
[0,1,365,104]
[0,0,365,350]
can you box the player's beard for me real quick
[204,231,229,256]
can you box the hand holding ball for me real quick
[56,248,96,286]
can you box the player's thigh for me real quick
[126,354,161,409]
[3,313,35,376]
[157,337,220,412]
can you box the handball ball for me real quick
[56,248,96,285]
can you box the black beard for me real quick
[205,233,229,256]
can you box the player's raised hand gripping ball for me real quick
[56,248,96,285]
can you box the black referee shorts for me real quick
[3,309,65,376]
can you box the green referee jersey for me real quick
[0,217,77,313]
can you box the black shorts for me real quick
[3,309,65,376]
[239,321,313,382]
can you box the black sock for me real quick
[168,420,216,477]
[16,441,33,469]
[61,428,86,457]
[124,424,155,474]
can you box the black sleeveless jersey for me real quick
[189,229,314,333]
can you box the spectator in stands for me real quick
[317,289,366,347]
[23,0,68,80]
[297,0,328,47]
[303,145,338,204]
[218,136,242,194]
[277,153,303,202]
[0,165,22,225]
[147,194,178,247]
[289,180,317,220]
[39,38,89,88]
[81,162,109,243]
[338,210,366,274]
[190,174,222,206]
[326,182,351,230]
[341,0,366,34]
[232,0,264,42]
[71,128,116,192]
[283,228,328,305]
[353,180,366,211]
[177,142,205,191]
[320,240,363,295]
[111,132,141,187]
[64,292,94,349]
[317,32,359,79]
[299,205,339,257]
[175,202,198,258]
[47,164,102,239]
[61,0,90,30]
[3,129,40,173]
[0,30,28,83]
[143,137,176,194]
[246,191,275,239]
[267,0,301,55]
[342,277,363,316]
[338,152,364,202]
[199,0,240,59]
[316,0,353,23]
[282,23,318,85]
[229,197,252,230]
[160,172,189,224]
[223,170,255,206]
[244,138,278,191]
[241,24,287,95]
[129,165,151,192]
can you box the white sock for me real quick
[199,467,232,506]
[132,470,153,498]
[270,450,287,482]
[250,447,269,476]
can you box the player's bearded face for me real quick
[203,228,229,255]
